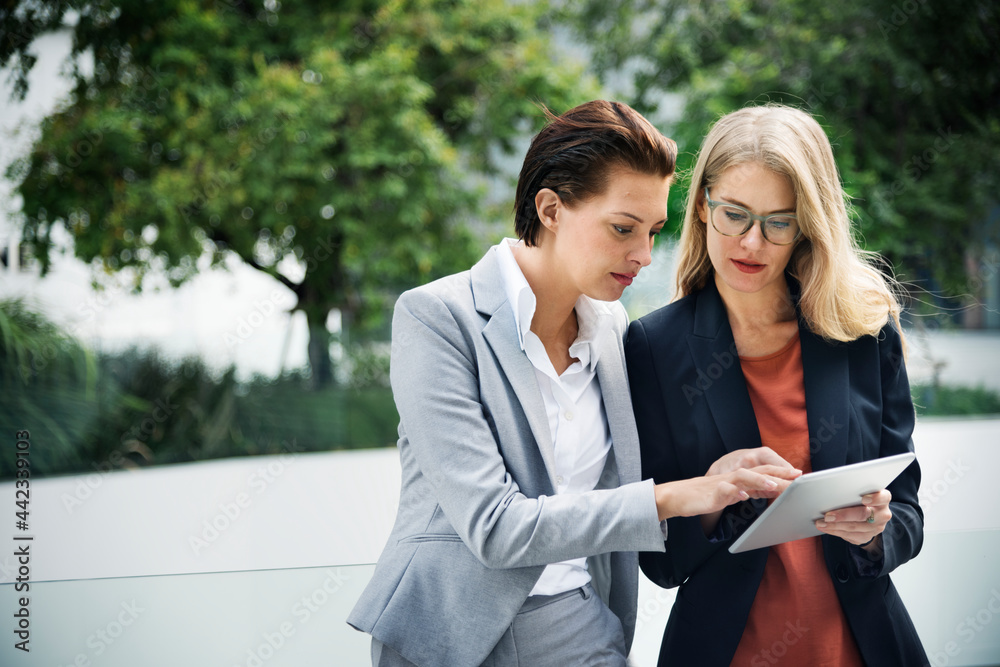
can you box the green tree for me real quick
[567,0,1000,307]
[2,0,592,386]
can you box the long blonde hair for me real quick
[675,104,902,343]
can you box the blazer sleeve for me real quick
[389,287,665,571]
[625,317,737,588]
[850,321,924,577]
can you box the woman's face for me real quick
[542,168,670,302]
[698,162,797,299]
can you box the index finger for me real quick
[749,464,803,480]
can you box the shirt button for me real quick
[556,476,564,486]
[564,411,574,421]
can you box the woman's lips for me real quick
[612,272,636,286]
[732,259,765,274]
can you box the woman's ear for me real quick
[696,190,709,224]
[535,188,562,233]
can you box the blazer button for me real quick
[835,563,849,583]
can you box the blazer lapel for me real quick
[800,327,850,471]
[686,282,763,457]
[685,279,851,471]
[471,249,558,489]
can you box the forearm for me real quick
[864,321,924,575]
[472,480,667,569]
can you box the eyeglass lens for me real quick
[713,205,798,244]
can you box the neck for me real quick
[714,272,796,331]
[511,242,579,344]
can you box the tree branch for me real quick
[204,226,301,296]
[244,254,301,296]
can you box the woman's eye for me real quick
[613,225,631,235]
[724,209,748,223]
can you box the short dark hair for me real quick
[514,100,677,246]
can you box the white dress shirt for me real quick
[495,238,620,597]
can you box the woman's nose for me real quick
[741,221,766,250]
[631,236,654,267]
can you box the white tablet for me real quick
[728,452,916,554]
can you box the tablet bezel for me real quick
[728,452,916,554]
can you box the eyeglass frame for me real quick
[703,188,802,246]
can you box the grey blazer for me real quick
[347,245,665,666]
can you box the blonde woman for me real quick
[626,105,927,666]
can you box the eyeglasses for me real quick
[703,188,801,246]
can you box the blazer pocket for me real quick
[397,533,464,545]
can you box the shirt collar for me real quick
[494,239,615,372]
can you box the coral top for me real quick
[729,332,864,666]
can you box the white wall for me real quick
[0,420,998,666]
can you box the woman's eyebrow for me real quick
[612,211,668,225]
[716,195,795,215]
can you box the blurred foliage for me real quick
[0,327,399,480]
[2,0,596,387]
[0,297,93,386]
[912,383,1000,417]
[564,0,1000,305]
[0,297,98,471]
[344,342,391,389]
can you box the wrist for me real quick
[654,483,674,521]
[859,534,882,552]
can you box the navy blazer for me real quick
[625,280,928,667]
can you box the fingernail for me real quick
[862,495,873,505]
[824,513,836,522]
[766,480,778,488]
[817,521,827,528]
[739,490,750,500]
